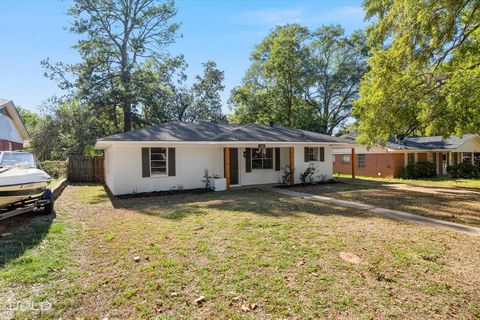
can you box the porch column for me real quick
[438,152,443,176]
[472,152,475,165]
[225,146,230,191]
[351,148,356,179]
[289,147,295,185]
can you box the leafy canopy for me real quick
[354,0,480,146]
[230,24,368,135]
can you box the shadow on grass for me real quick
[0,211,55,268]
[299,182,480,227]
[337,177,480,193]
[104,184,367,221]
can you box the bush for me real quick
[280,165,292,185]
[401,161,436,179]
[447,162,480,179]
[40,160,68,178]
[300,164,317,184]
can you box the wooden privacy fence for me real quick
[68,155,104,183]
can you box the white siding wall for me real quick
[293,145,333,183]
[105,143,336,195]
[0,114,23,144]
[108,144,223,195]
[104,146,115,192]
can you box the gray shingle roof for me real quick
[386,134,479,150]
[97,121,351,144]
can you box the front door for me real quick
[229,148,239,185]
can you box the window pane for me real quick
[151,148,166,154]
[252,159,263,169]
[263,158,273,169]
[342,155,351,163]
[151,167,166,174]
[358,154,365,168]
[309,147,319,161]
[252,148,262,160]
[265,148,273,158]
[151,160,166,168]
[151,153,166,161]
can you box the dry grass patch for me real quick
[1,185,480,319]
[296,182,480,227]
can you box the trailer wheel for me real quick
[41,189,54,215]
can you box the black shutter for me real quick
[320,147,325,162]
[168,148,176,176]
[275,148,280,171]
[246,148,252,172]
[142,148,150,177]
[304,147,309,162]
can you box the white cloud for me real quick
[233,6,365,29]
[235,8,304,26]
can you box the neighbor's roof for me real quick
[97,121,352,144]
[386,134,479,150]
[0,99,30,141]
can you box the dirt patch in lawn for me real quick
[1,185,480,319]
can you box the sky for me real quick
[0,0,367,114]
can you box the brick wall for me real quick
[0,139,23,151]
[417,153,428,161]
[333,153,405,178]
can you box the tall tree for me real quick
[229,24,368,134]
[230,24,310,128]
[43,0,179,132]
[183,61,227,123]
[306,26,368,134]
[354,0,480,146]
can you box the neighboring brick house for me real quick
[0,99,30,151]
[333,134,480,178]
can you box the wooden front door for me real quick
[229,148,239,185]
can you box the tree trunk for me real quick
[123,106,131,132]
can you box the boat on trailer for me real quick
[0,151,54,220]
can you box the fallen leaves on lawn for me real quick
[241,303,257,312]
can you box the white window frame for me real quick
[150,147,168,177]
[342,154,351,164]
[251,147,274,170]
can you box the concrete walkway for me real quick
[273,188,480,236]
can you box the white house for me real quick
[95,122,353,195]
[0,99,30,151]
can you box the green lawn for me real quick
[335,173,480,188]
[1,185,480,319]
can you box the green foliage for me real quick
[355,0,480,146]
[201,169,213,191]
[300,164,317,184]
[280,165,291,185]
[40,160,68,179]
[230,24,368,134]
[401,161,437,179]
[42,0,227,134]
[447,163,480,179]
[20,98,116,160]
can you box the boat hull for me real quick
[0,167,51,209]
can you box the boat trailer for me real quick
[0,188,54,221]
